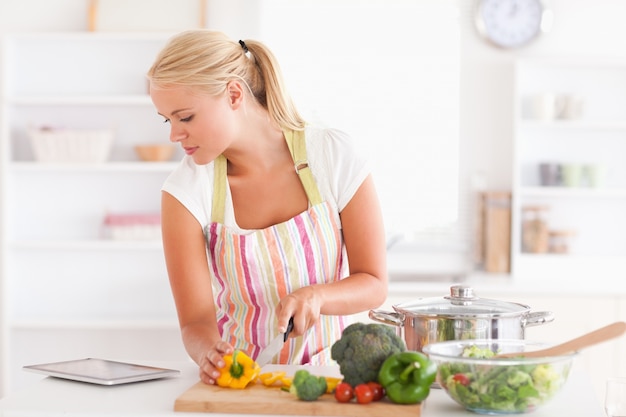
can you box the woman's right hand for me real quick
[198,340,234,385]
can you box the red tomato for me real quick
[452,373,470,386]
[366,381,385,401]
[354,383,374,404]
[334,382,354,403]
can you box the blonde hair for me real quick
[147,30,305,131]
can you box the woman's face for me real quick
[150,85,237,165]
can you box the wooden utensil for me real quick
[496,321,626,358]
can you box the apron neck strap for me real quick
[211,129,323,223]
[211,154,228,224]
[284,129,323,206]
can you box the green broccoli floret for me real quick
[331,322,406,386]
[289,369,327,401]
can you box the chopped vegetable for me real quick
[461,345,496,358]
[452,373,470,386]
[378,350,437,404]
[289,369,328,401]
[438,345,566,413]
[258,372,337,392]
[331,322,406,386]
[258,371,289,387]
[215,350,260,389]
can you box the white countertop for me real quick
[386,249,626,297]
[387,272,626,298]
[0,360,605,417]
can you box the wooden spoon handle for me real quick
[497,321,626,358]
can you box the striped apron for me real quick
[204,129,351,365]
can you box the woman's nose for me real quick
[169,125,186,143]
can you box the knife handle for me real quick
[283,317,294,342]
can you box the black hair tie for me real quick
[238,40,248,53]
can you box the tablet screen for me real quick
[23,358,180,385]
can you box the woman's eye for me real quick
[180,115,193,122]
[162,118,170,124]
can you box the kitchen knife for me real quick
[255,317,294,367]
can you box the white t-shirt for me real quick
[161,126,370,233]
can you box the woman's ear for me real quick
[226,80,245,109]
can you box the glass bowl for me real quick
[422,339,576,415]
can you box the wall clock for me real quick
[475,0,553,49]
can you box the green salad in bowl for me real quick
[423,340,575,414]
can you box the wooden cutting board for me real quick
[174,380,422,417]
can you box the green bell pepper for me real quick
[378,351,437,404]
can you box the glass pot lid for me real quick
[393,285,531,318]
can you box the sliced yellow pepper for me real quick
[257,372,339,393]
[280,375,293,388]
[216,350,261,389]
[325,376,342,394]
[259,371,287,387]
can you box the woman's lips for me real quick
[184,146,198,155]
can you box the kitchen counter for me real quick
[386,249,626,297]
[387,271,626,297]
[0,360,605,416]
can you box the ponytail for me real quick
[147,30,305,131]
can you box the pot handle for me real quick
[523,311,555,327]
[368,309,404,327]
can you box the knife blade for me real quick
[255,317,294,367]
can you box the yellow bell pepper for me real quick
[216,350,261,389]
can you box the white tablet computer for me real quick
[23,358,180,385]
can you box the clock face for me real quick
[476,0,547,49]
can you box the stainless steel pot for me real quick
[369,285,554,352]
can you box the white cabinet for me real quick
[0,33,188,396]
[511,58,626,282]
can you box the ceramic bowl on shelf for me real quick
[134,143,175,162]
[423,339,575,415]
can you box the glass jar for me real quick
[521,206,549,253]
[548,230,577,254]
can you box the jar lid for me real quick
[393,285,531,318]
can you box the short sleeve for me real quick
[305,127,371,212]
[161,156,214,228]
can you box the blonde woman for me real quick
[147,30,387,385]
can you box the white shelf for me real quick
[9,319,178,330]
[8,94,153,106]
[519,120,626,131]
[5,31,176,41]
[10,239,162,251]
[519,186,626,198]
[513,253,626,282]
[10,161,178,172]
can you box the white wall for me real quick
[2,0,626,202]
